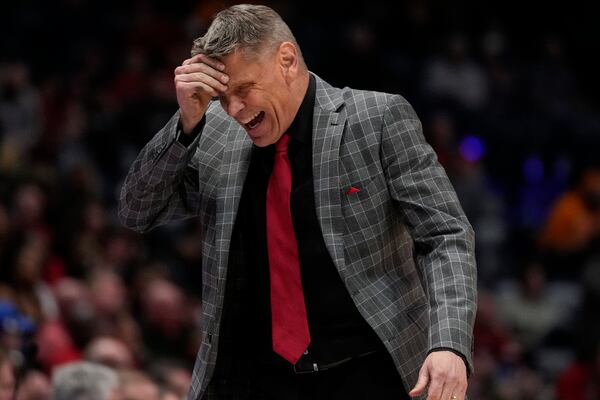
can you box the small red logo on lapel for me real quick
[346,186,361,195]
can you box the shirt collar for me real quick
[285,74,316,145]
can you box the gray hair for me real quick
[191,4,303,62]
[51,362,119,400]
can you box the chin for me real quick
[249,135,272,147]
[249,128,279,147]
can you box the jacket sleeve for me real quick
[379,95,477,374]
[118,111,203,233]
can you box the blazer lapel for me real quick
[215,125,253,275]
[311,74,347,276]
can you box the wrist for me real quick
[177,115,206,147]
[181,118,201,135]
[180,112,205,135]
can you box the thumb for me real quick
[409,364,430,397]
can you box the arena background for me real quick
[1,1,599,398]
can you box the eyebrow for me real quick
[218,81,255,100]
[234,81,254,90]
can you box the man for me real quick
[51,361,120,400]
[119,4,477,400]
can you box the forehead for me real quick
[221,50,269,87]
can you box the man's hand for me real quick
[409,351,468,400]
[174,53,229,134]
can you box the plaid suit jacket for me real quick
[119,74,477,400]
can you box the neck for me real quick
[287,70,310,126]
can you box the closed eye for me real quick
[235,82,254,96]
[217,81,255,107]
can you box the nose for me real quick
[222,96,245,117]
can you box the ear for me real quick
[277,42,299,83]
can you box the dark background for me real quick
[1,1,599,398]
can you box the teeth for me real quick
[241,111,261,125]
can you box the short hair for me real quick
[51,362,119,400]
[191,4,303,62]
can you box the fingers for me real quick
[182,54,202,66]
[425,365,468,400]
[410,352,468,400]
[439,380,455,400]
[182,53,225,70]
[409,364,430,398]
[438,381,467,400]
[451,379,468,400]
[422,374,465,400]
[181,53,225,70]
[175,81,219,98]
[424,370,444,400]
[174,54,229,99]
[175,72,228,93]
[175,60,228,80]
[175,62,228,85]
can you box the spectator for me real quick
[137,277,195,363]
[0,347,15,400]
[84,336,135,370]
[1,235,58,323]
[118,370,160,400]
[472,290,517,363]
[50,361,119,400]
[538,168,600,278]
[148,359,192,399]
[539,168,600,252]
[497,260,565,352]
[51,278,95,349]
[422,33,489,112]
[88,270,140,353]
[0,301,35,361]
[15,369,51,400]
[556,344,600,400]
[0,62,41,169]
[36,322,81,374]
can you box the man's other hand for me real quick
[408,351,468,400]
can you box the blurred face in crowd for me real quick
[119,372,160,400]
[14,183,45,227]
[14,370,51,400]
[90,271,127,316]
[0,358,15,400]
[85,337,134,370]
[83,201,107,233]
[16,239,46,284]
[218,42,306,147]
[142,278,187,336]
[160,391,179,400]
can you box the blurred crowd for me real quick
[1,1,599,399]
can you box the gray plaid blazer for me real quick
[119,74,477,400]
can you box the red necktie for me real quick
[266,134,311,364]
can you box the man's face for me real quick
[218,47,296,147]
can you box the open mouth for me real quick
[244,111,265,130]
